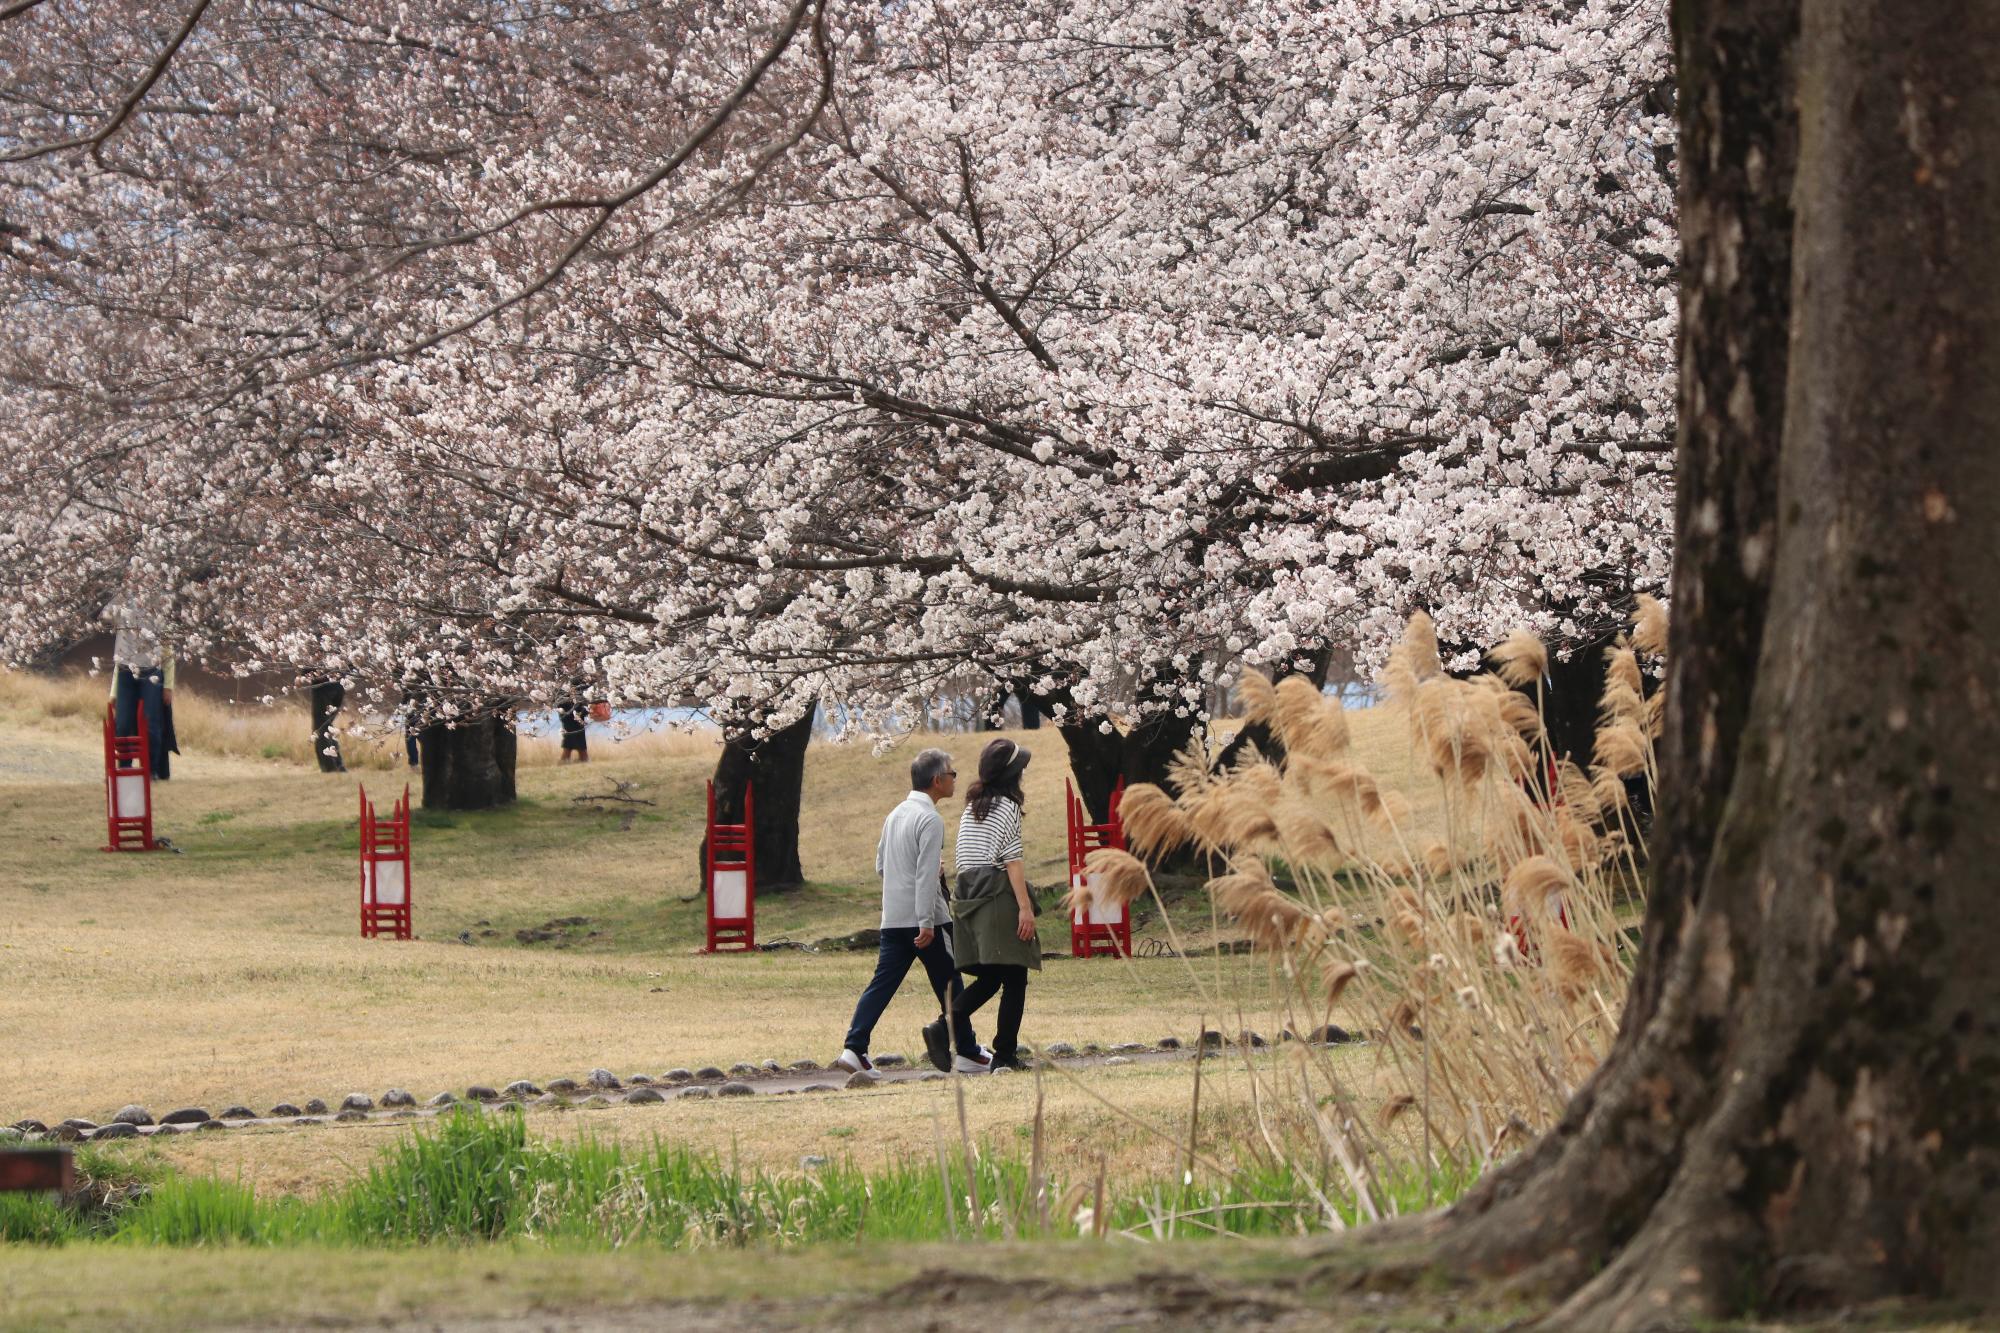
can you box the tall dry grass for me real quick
[1075,600,1665,1220]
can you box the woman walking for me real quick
[949,738,1041,1071]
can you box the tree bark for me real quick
[1416,1,2000,1323]
[419,707,518,811]
[701,711,814,892]
[308,680,345,773]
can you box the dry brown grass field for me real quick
[0,670,1446,1195]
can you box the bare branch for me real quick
[2,0,214,166]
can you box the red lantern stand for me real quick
[359,784,413,940]
[102,701,157,852]
[1067,777,1132,958]
[703,780,755,952]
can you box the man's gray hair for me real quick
[910,748,954,791]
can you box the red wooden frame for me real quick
[1067,776,1131,958]
[102,701,156,852]
[0,1148,73,1194]
[704,780,755,952]
[360,784,413,940]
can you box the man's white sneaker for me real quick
[834,1049,878,1078]
[952,1051,991,1074]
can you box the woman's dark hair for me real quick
[967,738,1030,822]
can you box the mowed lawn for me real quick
[0,673,1438,1191]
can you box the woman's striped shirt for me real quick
[955,796,1025,872]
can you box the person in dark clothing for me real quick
[101,591,178,781]
[558,691,590,763]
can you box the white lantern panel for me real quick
[712,866,748,918]
[373,858,407,905]
[1070,872,1090,924]
[113,773,146,818]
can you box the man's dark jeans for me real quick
[843,926,979,1059]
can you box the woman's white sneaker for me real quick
[834,1049,878,1078]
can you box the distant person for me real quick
[836,748,988,1078]
[949,738,1041,1072]
[100,588,178,781]
[558,686,590,764]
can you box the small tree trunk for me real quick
[308,680,345,773]
[418,705,517,811]
[700,711,813,892]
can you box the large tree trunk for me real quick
[308,680,345,774]
[700,711,814,893]
[1418,1,2000,1324]
[419,708,518,811]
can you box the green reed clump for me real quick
[5,1105,1465,1249]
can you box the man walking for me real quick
[835,748,988,1077]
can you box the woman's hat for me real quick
[978,737,1032,785]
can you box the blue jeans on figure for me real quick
[113,665,170,780]
[843,926,980,1059]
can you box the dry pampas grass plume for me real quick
[1606,645,1644,698]
[1082,847,1152,910]
[1632,594,1669,656]
[1549,925,1609,1002]
[1594,720,1651,778]
[1274,798,1343,867]
[1503,855,1571,922]
[1405,610,1443,679]
[1116,782,1191,859]
[1378,1093,1418,1130]
[1234,668,1277,724]
[1323,958,1359,1005]
[1273,673,1349,758]
[1487,628,1549,689]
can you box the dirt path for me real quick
[0,719,102,785]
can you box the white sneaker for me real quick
[834,1049,877,1078]
[952,1051,991,1074]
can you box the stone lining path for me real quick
[4,1029,1355,1146]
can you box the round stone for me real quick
[919,1072,946,1083]
[380,1089,416,1108]
[800,1084,836,1094]
[626,1073,654,1086]
[268,1103,302,1118]
[545,1078,580,1095]
[427,1092,458,1108]
[717,1082,754,1098]
[1043,1042,1077,1057]
[1103,1056,1135,1067]
[534,1093,568,1107]
[694,1067,726,1082]
[159,1108,212,1125]
[800,1155,828,1169]
[111,1105,154,1127]
[11,1120,48,1135]
[334,1109,369,1123]
[60,1119,97,1132]
[586,1069,621,1090]
[303,1099,330,1115]
[0,1127,23,1144]
[728,1063,758,1077]
[92,1122,139,1140]
[51,1125,87,1142]
[292,1116,325,1126]
[465,1085,500,1102]
[678,1085,714,1101]
[624,1087,666,1105]
[1308,1024,1355,1045]
[873,1053,908,1069]
[1111,1042,1149,1054]
[219,1106,257,1121]
[502,1081,541,1098]
[1157,1036,1182,1051]
[661,1069,693,1084]
[389,1110,419,1121]
[196,1120,228,1132]
[338,1093,374,1112]
[843,1071,875,1091]
[787,1059,820,1071]
[1237,1030,1267,1048]
[760,1059,783,1073]
[581,1096,612,1109]
[1198,1030,1225,1049]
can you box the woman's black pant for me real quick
[960,965,1028,1061]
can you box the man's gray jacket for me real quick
[876,790,948,930]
